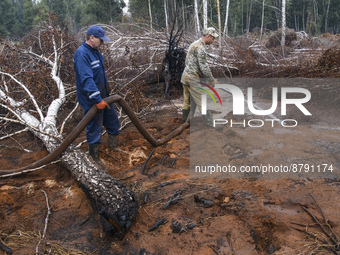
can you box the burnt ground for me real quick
[0,89,340,255]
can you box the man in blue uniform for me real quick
[73,25,119,163]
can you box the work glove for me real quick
[96,100,110,110]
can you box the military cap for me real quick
[203,27,219,38]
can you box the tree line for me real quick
[1,0,340,40]
[0,0,125,39]
[131,0,339,36]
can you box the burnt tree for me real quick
[162,26,186,97]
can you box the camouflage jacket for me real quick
[181,38,214,86]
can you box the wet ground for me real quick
[0,90,340,254]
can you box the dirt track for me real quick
[0,88,340,254]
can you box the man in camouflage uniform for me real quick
[181,27,219,124]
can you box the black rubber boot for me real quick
[182,109,190,123]
[89,144,104,164]
[107,134,118,150]
[202,110,213,127]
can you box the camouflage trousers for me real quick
[182,84,203,112]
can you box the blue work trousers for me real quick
[85,103,120,145]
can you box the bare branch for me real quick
[60,102,79,135]
[36,190,52,255]
[8,136,32,153]
[0,160,61,178]
[21,49,54,66]
[0,101,62,143]
[0,116,25,125]
[0,127,29,141]
[44,35,66,127]
[122,45,162,88]
[0,71,44,121]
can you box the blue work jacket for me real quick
[73,42,110,111]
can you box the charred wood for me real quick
[0,241,12,255]
[163,188,182,209]
[148,219,167,232]
[141,150,155,173]
[179,223,196,233]
[61,146,139,239]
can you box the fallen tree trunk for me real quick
[1,95,189,238]
[61,145,138,239]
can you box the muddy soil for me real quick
[0,92,340,255]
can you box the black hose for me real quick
[0,95,189,175]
